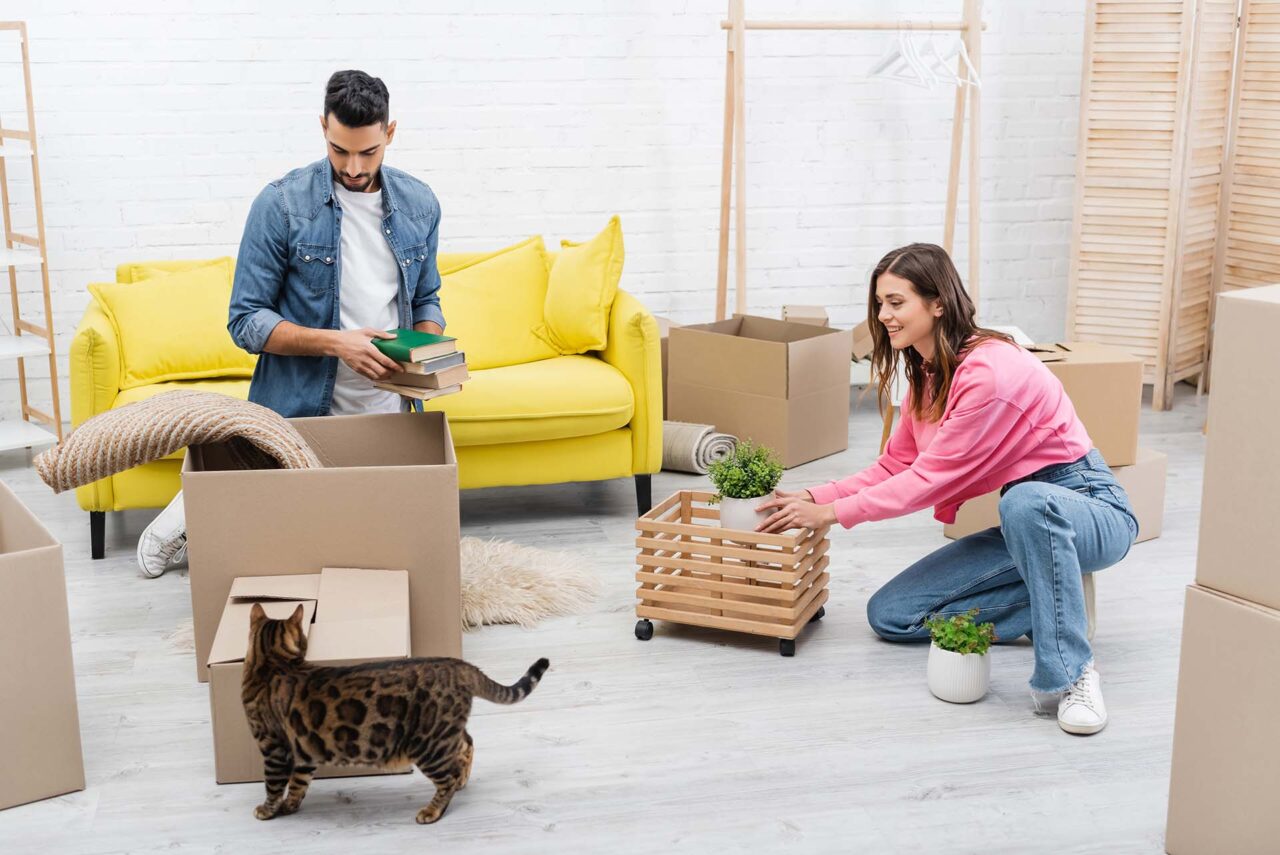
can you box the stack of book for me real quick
[371,329,469,401]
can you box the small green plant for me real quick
[706,440,783,502]
[925,608,997,655]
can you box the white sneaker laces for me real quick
[1065,669,1098,712]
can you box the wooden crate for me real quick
[634,490,830,653]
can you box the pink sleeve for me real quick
[829,387,1033,529]
[807,406,919,505]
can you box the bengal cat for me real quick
[242,602,549,824]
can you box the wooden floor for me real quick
[0,385,1207,854]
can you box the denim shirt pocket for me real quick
[294,242,336,295]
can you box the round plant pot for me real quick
[717,495,771,534]
[926,642,991,704]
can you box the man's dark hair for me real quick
[324,70,390,128]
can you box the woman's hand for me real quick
[755,491,836,533]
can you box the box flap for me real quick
[316,567,409,621]
[207,599,317,668]
[229,574,322,602]
[306,618,410,664]
[1029,341,1142,367]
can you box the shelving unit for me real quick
[0,21,61,451]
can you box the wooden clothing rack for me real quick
[0,21,62,450]
[714,0,985,320]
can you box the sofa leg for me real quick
[635,474,652,517]
[90,512,105,560]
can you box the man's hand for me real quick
[331,328,400,381]
[755,490,835,533]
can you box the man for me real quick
[136,69,445,577]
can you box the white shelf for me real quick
[0,247,43,268]
[0,419,57,452]
[0,334,49,360]
[0,144,32,158]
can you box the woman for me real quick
[756,243,1137,736]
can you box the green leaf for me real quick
[707,440,784,500]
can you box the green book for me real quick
[372,329,457,363]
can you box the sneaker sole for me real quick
[1058,718,1107,735]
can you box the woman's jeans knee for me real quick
[866,450,1138,693]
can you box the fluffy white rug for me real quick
[459,536,601,630]
[163,536,599,653]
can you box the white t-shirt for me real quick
[330,182,403,416]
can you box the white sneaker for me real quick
[136,491,188,579]
[1057,662,1107,735]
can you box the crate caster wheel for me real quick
[779,638,796,657]
[809,606,826,624]
[635,619,654,641]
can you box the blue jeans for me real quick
[866,449,1138,693]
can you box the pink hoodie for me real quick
[807,339,1093,529]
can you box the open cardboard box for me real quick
[667,314,851,468]
[1165,584,1280,853]
[944,447,1166,542]
[0,482,85,811]
[183,411,462,683]
[207,568,411,784]
[1029,342,1143,467]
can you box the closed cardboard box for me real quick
[183,411,462,683]
[207,568,411,784]
[944,447,1166,542]
[1195,284,1280,611]
[1030,342,1144,467]
[0,482,85,810]
[1165,585,1280,854]
[667,315,850,468]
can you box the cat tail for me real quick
[469,658,550,705]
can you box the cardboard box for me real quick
[943,447,1167,542]
[781,305,829,326]
[1029,342,1143,467]
[207,568,411,784]
[654,315,676,419]
[0,482,85,810]
[1195,284,1280,611]
[183,411,462,683]
[667,315,851,468]
[850,321,874,362]
[1165,584,1280,854]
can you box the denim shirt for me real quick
[227,159,445,417]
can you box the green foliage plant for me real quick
[706,440,783,502]
[924,608,997,655]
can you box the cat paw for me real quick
[254,803,280,821]
[415,806,445,825]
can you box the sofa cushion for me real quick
[111,378,251,460]
[535,216,623,354]
[117,257,234,284]
[424,355,633,446]
[438,236,559,371]
[88,259,255,389]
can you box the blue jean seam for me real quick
[1042,496,1073,690]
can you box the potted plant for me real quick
[924,608,997,703]
[706,440,783,533]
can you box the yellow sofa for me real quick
[71,255,662,558]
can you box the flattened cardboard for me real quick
[781,305,829,326]
[1029,342,1143,467]
[943,447,1166,542]
[206,568,411,784]
[667,315,850,468]
[1195,284,1280,611]
[1165,585,1280,854]
[0,483,86,811]
[183,411,462,683]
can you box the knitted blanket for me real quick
[35,390,322,494]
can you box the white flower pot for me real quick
[717,496,771,534]
[927,642,991,704]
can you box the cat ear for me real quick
[289,603,305,626]
[249,602,267,624]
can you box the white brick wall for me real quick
[0,0,1086,419]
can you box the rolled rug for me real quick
[662,421,738,474]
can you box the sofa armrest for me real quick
[71,299,121,512]
[600,289,662,475]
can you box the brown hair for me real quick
[868,243,1014,423]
